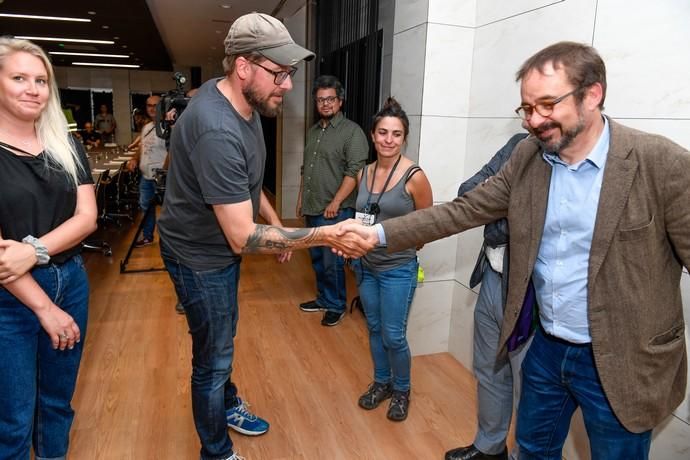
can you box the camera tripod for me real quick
[119,196,166,274]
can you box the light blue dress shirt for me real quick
[534,118,610,343]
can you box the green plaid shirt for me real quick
[301,112,368,215]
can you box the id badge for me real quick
[355,211,376,226]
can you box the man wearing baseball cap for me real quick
[158,13,334,460]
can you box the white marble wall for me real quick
[392,0,690,457]
[281,8,312,219]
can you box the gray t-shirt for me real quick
[158,78,266,270]
[356,164,418,271]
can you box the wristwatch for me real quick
[22,235,51,265]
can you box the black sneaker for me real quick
[358,381,392,410]
[387,390,410,421]
[321,310,345,326]
[299,300,324,312]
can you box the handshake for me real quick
[322,219,381,259]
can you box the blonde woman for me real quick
[0,37,97,458]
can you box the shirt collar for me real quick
[321,111,344,129]
[543,116,610,169]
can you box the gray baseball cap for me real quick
[224,12,315,66]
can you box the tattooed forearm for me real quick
[243,225,324,253]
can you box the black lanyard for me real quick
[365,154,402,213]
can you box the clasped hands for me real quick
[0,238,37,284]
[323,219,379,258]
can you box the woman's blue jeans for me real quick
[0,255,89,460]
[161,242,241,460]
[517,327,652,459]
[357,258,418,391]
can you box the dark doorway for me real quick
[92,91,114,122]
[59,88,91,129]
[317,0,382,162]
[130,93,150,133]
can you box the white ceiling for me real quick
[147,0,308,70]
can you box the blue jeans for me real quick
[517,327,652,459]
[305,208,354,313]
[0,255,89,460]
[139,177,157,240]
[356,258,417,391]
[160,242,240,460]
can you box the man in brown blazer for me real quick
[341,42,689,459]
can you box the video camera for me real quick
[155,72,191,140]
[153,168,167,204]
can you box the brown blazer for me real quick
[382,119,690,432]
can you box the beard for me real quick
[530,108,586,153]
[242,85,283,118]
[318,110,335,121]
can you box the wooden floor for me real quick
[70,218,481,459]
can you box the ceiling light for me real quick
[72,62,140,68]
[50,52,129,58]
[102,25,109,29]
[16,36,115,45]
[0,13,91,22]
[88,11,96,15]
[220,4,231,8]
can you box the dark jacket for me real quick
[458,133,528,290]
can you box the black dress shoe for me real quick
[299,300,324,312]
[445,444,507,460]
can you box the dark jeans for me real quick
[138,177,157,241]
[0,255,89,460]
[305,208,354,313]
[161,242,241,460]
[517,327,652,459]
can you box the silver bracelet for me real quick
[22,235,51,265]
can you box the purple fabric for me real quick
[507,279,536,352]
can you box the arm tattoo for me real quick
[243,225,322,253]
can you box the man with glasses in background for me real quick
[297,75,368,327]
[127,95,168,247]
[340,41,690,459]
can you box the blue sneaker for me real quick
[226,398,269,436]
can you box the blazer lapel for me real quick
[529,157,550,273]
[588,120,638,284]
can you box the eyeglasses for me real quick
[250,61,297,85]
[514,88,580,120]
[315,96,338,106]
